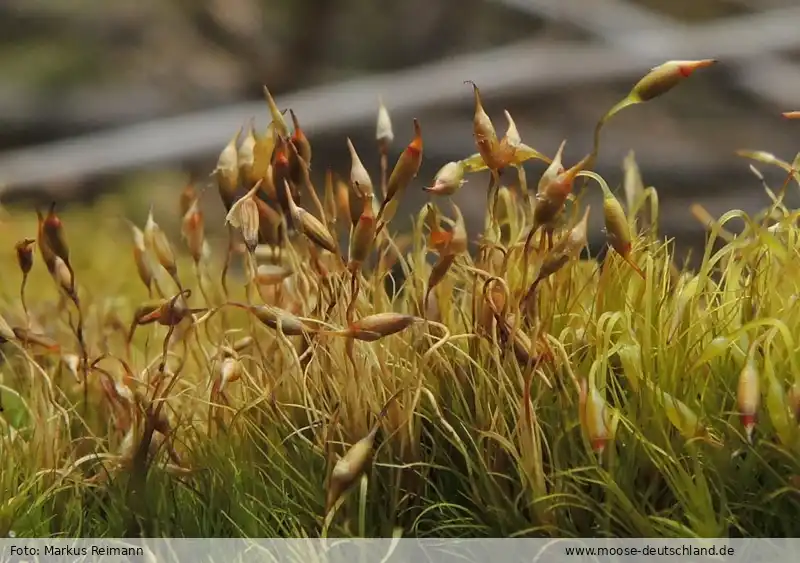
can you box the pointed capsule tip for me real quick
[676,58,717,77]
[693,58,717,67]
[783,111,800,119]
[556,140,567,157]
[229,126,243,147]
[290,109,302,132]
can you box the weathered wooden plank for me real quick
[489,0,800,109]
[2,5,800,192]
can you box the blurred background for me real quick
[1,0,799,261]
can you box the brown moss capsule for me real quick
[233,336,254,353]
[738,357,760,443]
[784,111,800,119]
[631,59,716,102]
[424,161,466,196]
[346,138,374,197]
[289,110,312,184]
[36,209,57,272]
[12,327,61,354]
[15,238,35,275]
[181,198,205,264]
[446,202,469,256]
[378,119,423,225]
[427,222,447,254]
[425,253,457,310]
[324,390,403,513]
[230,303,319,336]
[272,140,293,217]
[603,193,632,253]
[290,110,311,162]
[41,203,70,270]
[263,85,290,139]
[217,357,242,393]
[590,60,715,172]
[426,202,467,258]
[533,151,590,232]
[128,221,154,293]
[131,301,165,327]
[144,208,178,277]
[548,151,590,199]
[255,264,293,286]
[127,299,167,342]
[326,424,379,513]
[493,110,550,168]
[348,189,365,228]
[348,194,376,273]
[563,205,591,253]
[259,164,277,202]
[376,97,394,146]
[138,291,196,327]
[335,176,351,223]
[323,313,421,342]
[600,180,644,279]
[283,181,337,254]
[537,141,566,194]
[252,122,278,188]
[581,379,612,455]
[465,81,500,171]
[179,181,197,219]
[226,182,262,253]
[254,196,285,248]
[502,109,521,147]
[622,151,644,214]
[53,256,76,301]
[14,238,36,318]
[214,128,242,212]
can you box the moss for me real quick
[1,64,800,538]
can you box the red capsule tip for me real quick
[407,119,423,155]
[677,59,716,77]
[591,438,607,455]
[740,413,757,427]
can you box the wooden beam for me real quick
[3,5,800,192]
[489,0,800,109]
